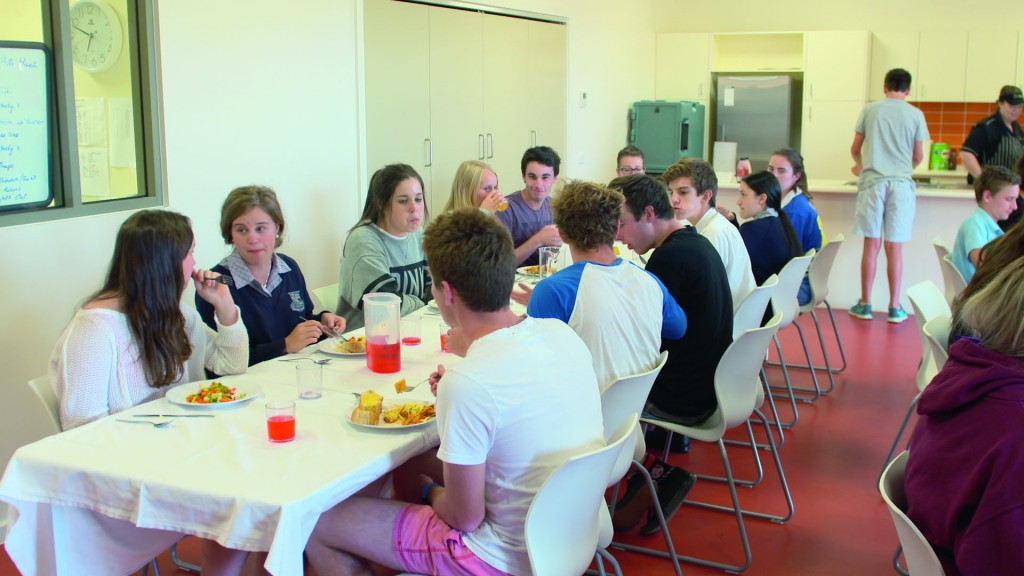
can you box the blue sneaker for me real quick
[888,306,909,324]
[848,301,872,320]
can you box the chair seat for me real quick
[641,411,723,443]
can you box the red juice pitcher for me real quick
[362,293,401,373]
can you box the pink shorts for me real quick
[392,504,512,576]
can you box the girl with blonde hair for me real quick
[443,160,506,213]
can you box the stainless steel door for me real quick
[716,76,792,172]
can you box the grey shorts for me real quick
[853,178,916,242]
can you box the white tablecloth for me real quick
[0,310,455,576]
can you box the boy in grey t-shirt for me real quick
[849,68,929,324]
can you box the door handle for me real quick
[424,139,432,167]
[531,130,537,147]
[478,134,485,160]
[486,133,493,158]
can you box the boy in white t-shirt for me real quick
[951,166,1021,283]
[306,209,605,576]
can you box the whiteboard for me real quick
[0,42,53,212]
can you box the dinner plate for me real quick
[516,266,542,277]
[317,338,367,357]
[166,380,262,409]
[425,302,440,314]
[348,399,436,430]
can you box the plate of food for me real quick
[425,301,440,315]
[517,264,557,277]
[349,391,436,429]
[318,336,367,356]
[166,380,262,409]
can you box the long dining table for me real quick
[0,307,454,576]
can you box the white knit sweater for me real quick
[49,302,249,430]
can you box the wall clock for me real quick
[70,0,123,73]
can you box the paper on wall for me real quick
[724,87,735,107]
[78,147,110,198]
[108,98,136,169]
[75,97,106,147]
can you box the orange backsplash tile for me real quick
[910,101,1001,158]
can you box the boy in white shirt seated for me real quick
[951,166,1021,283]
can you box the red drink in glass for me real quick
[440,333,449,352]
[267,415,295,442]
[367,336,401,373]
[402,336,421,345]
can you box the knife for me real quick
[301,316,339,338]
[133,414,215,418]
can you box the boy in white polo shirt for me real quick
[951,166,1021,283]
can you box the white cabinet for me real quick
[965,32,1018,102]
[805,31,870,101]
[869,32,919,99]
[364,0,567,216]
[916,31,967,102]
[655,33,710,101]
[801,101,863,181]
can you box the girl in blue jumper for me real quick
[197,186,345,365]
[769,148,826,304]
[736,171,804,290]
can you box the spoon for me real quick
[117,418,172,428]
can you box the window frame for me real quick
[0,0,165,226]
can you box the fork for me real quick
[117,418,172,428]
[279,357,332,365]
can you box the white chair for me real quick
[616,313,789,574]
[599,353,680,576]
[732,275,785,448]
[525,413,637,576]
[765,251,817,429]
[937,253,967,308]
[879,452,947,576]
[311,283,340,313]
[881,283,952,478]
[768,234,848,389]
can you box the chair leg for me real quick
[785,321,823,402]
[595,548,623,576]
[893,544,909,576]
[878,393,921,485]
[142,559,160,576]
[823,300,848,373]
[766,335,800,428]
[704,419,764,488]
[687,410,795,524]
[613,441,752,573]
[608,463,683,576]
[764,301,848,375]
[170,542,201,573]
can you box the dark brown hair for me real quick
[92,210,194,388]
[661,158,718,206]
[973,166,1020,203]
[610,174,674,221]
[771,148,812,202]
[423,209,515,312]
[352,164,427,233]
[742,171,803,259]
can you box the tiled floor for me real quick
[1,308,919,575]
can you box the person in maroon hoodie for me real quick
[904,256,1024,576]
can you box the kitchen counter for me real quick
[715,178,974,200]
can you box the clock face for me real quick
[70,0,123,72]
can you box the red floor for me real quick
[1,308,918,575]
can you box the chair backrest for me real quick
[879,452,947,576]
[733,274,778,341]
[28,376,62,434]
[771,250,815,328]
[525,413,637,576]
[714,312,783,433]
[806,233,844,306]
[906,281,952,391]
[600,351,668,469]
[922,316,951,372]
[311,283,340,313]
[932,236,951,261]
[938,254,967,307]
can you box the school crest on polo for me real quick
[288,291,305,312]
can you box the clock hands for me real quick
[73,25,96,52]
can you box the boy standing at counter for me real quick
[306,209,604,576]
[951,166,1021,283]
[849,68,929,324]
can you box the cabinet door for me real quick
[805,31,869,101]
[917,31,967,102]
[965,32,1018,102]
[800,101,864,180]
[870,32,919,100]
[655,33,710,101]
[482,13,530,193]
[527,21,567,165]
[428,7,484,216]
[364,0,430,177]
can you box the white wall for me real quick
[0,0,661,483]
